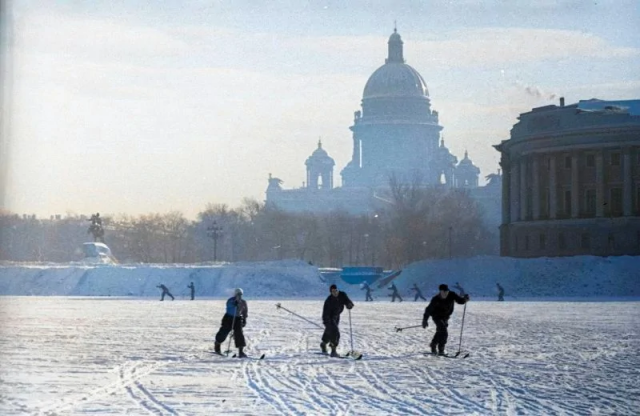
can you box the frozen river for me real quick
[1,297,638,415]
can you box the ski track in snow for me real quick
[0,297,639,415]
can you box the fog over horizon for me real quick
[2,1,639,219]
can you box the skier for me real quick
[453,282,466,297]
[496,283,505,301]
[361,281,374,302]
[411,283,426,301]
[321,284,354,357]
[422,284,469,355]
[214,288,248,357]
[156,284,174,301]
[388,282,403,302]
[187,282,195,300]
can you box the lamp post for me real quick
[207,221,223,262]
[363,234,369,266]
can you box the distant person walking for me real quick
[361,282,374,302]
[496,283,505,301]
[411,283,426,301]
[157,284,174,301]
[187,282,195,300]
[389,282,403,302]
[453,282,466,297]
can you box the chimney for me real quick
[560,97,565,107]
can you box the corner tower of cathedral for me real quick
[341,28,446,188]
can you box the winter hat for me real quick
[439,284,449,291]
[329,284,337,291]
[235,288,244,296]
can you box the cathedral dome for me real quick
[363,63,429,99]
[362,29,429,99]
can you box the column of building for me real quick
[623,147,633,216]
[549,155,557,219]
[510,161,520,221]
[520,158,527,220]
[501,156,511,224]
[532,155,540,220]
[571,153,580,218]
[596,151,604,217]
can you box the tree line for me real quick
[0,185,497,268]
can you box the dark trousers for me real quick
[365,291,373,301]
[322,320,341,347]
[215,314,246,348]
[190,290,194,300]
[430,318,449,351]
[391,292,403,302]
[414,293,426,301]
[498,293,504,301]
[161,290,174,301]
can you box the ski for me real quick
[231,353,266,360]
[423,351,470,359]
[314,352,362,360]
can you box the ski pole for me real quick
[348,309,354,354]
[395,324,422,332]
[275,303,323,329]
[454,302,468,358]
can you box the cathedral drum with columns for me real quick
[494,98,640,257]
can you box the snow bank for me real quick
[393,255,640,299]
[0,260,326,298]
[0,256,638,298]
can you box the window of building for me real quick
[564,155,572,169]
[585,189,596,216]
[539,234,546,250]
[610,152,621,166]
[558,233,567,250]
[581,233,590,249]
[637,186,640,213]
[610,188,623,216]
[541,188,549,217]
[586,154,595,168]
[564,190,572,215]
[514,236,518,252]
[525,236,530,251]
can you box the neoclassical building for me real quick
[495,98,640,257]
[267,29,501,228]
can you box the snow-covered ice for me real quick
[1,297,638,415]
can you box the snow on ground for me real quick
[1,297,639,415]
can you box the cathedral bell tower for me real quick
[305,140,335,190]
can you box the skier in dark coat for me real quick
[411,283,426,301]
[389,282,403,302]
[187,282,195,300]
[214,288,248,357]
[496,283,505,301]
[361,282,373,302]
[321,284,354,357]
[422,284,469,355]
[156,284,174,301]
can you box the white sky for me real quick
[2,0,639,219]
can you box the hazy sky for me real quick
[2,0,639,219]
